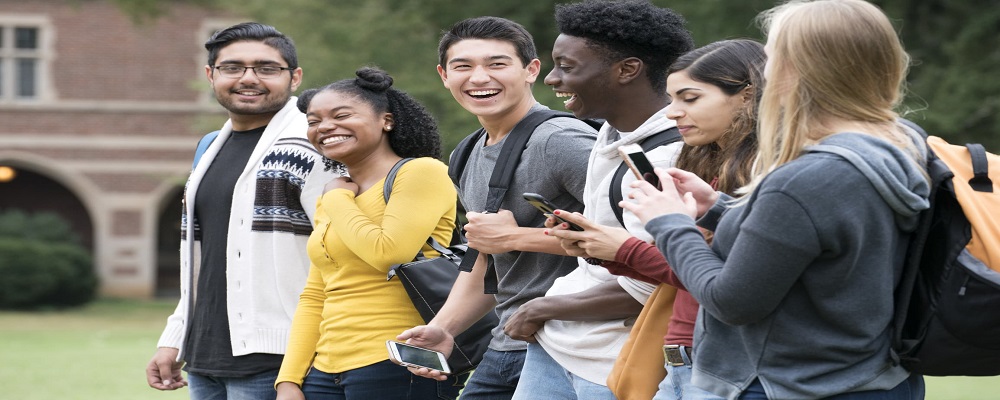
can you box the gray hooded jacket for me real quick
[646,130,929,399]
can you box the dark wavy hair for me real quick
[438,16,537,68]
[669,39,766,195]
[205,22,297,69]
[297,67,441,171]
[555,0,694,93]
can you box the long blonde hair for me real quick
[747,0,915,192]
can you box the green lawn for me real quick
[0,299,188,400]
[0,299,998,399]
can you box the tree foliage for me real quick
[122,0,999,152]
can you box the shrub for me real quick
[0,210,96,309]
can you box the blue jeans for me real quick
[511,343,616,400]
[301,361,464,400]
[653,348,724,400]
[459,348,525,400]
[738,374,925,400]
[188,369,279,400]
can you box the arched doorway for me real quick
[155,188,183,298]
[0,165,93,250]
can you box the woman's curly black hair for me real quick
[555,0,694,93]
[297,66,441,171]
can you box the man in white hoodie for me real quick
[145,22,337,400]
[502,1,695,399]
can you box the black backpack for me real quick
[891,121,1000,376]
[447,109,600,293]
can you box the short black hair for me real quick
[297,67,441,170]
[205,22,298,69]
[438,16,537,68]
[555,0,694,92]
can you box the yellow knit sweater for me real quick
[276,157,457,385]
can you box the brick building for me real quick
[0,0,242,298]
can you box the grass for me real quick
[1,299,998,399]
[0,299,188,400]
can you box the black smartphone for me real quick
[618,143,660,189]
[522,193,584,231]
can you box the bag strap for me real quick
[382,158,413,204]
[448,130,484,188]
[966,143,993,193]
[191,130,221,169]
[609,127,682,227]
[485,109,573,212]
[383,158,460,262]
[452,109,576,294]
[891,142,953,365]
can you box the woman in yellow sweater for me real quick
[275,67,460,400]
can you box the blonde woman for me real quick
[623,0,929,398]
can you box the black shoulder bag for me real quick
[383,158,499,375]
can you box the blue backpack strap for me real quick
[192,130,221,169]
[609,127,682,227]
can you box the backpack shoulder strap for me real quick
[448,129,486,188]
[460,109,573,294]
[891,141,952,365]
[483,109,571,212]
[192,130,221,169]
[609,127,682,227]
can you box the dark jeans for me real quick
[459,348,526,400]
[301,361,465,400]
[738,374,925,400]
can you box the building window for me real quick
[0,23,46,101]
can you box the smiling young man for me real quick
[396,16,596,400]
[145,22,338,400]
[500,1,696,399]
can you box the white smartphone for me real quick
[386,341,451,374]
[618,143,660,189]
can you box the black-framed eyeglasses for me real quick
[213,65,295,79]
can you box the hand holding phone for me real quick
[618,143,661,189]
[386,341,451,374]
[522,193,584,231]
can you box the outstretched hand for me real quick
[544,211,632,261]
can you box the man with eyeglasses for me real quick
[146,22,338,400]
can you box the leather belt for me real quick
[663,344,693,367]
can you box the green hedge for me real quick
[0,210,96,309]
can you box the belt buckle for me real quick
[663,344,685,367]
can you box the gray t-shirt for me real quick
[454,105,596,351]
